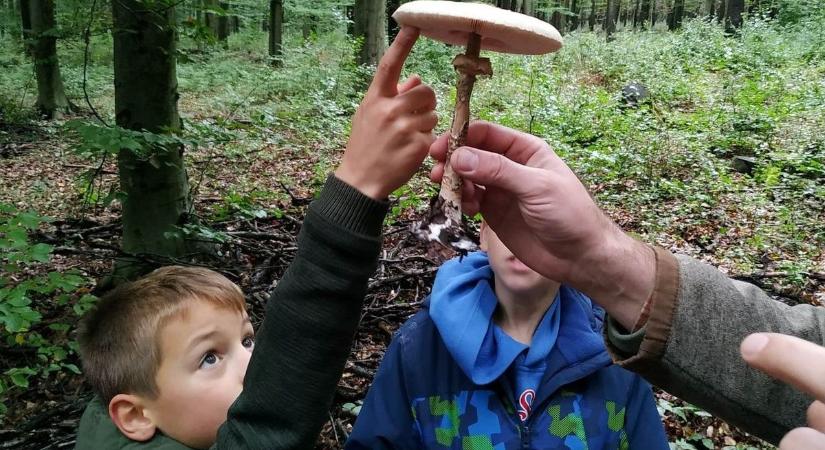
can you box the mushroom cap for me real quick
[392,1,562,55]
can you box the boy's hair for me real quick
[77,266,245,404]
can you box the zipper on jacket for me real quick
[520,424,530,449]
[497,381,532,448]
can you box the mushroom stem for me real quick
[414,32,492,254]
[439,32,484,225]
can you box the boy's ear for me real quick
[109,394,157,442]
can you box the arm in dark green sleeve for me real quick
[215,175,388,449]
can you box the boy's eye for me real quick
[242,335,254,349]
[199,351,220,369]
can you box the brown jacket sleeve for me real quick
[606,248,822,445]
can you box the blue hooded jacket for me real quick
[347,252,669,449]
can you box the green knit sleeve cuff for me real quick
[309,174,390,237]
[606,314,647,358]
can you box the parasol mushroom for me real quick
[392,1,563,254]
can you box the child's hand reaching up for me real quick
[335,27,438,200]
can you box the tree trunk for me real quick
[550,0,562,30]
[302,15,317,40]
[725,0,744,31]
[716,0,726,23]
[269,0,283,66]
[590,0,599,30]
[354,0,386,67]
[650,0,657,26]
[633,0,642,28]
[387,0,401,42]
[606,0,619,40]
[638,0,651,28]
[217,2,230,44]
[669,0,685,29]
[522,0,535,16]
[622,0,631,28]
[25,0,69,119]
[112,0,193,281]
[19,0,30,49]
[569,0,578,30]
[703,0,715,17]
[204,0,219,38]
[558,0,568,33]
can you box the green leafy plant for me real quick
[0,204,95,417]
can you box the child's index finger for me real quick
[370,27,420,97]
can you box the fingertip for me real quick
[429,134,449,158]
[396,26,420,42]
[779,427,825,450]
[741,333,770,361]
[452,147,479,172]
[429,164,444,183]
[808,401,825,432]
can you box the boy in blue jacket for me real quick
[347,222,669,449]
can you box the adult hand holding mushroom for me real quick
[429,121,657,330]
[392,0,562,253]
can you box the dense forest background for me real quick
[1,0,824,448]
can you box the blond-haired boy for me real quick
[74,26,437,450]
[77,267,253,448]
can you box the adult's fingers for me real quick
[397,75,421,95]
[460,179,482,216]
[429,161,444,183]
[779,427,825,450]
[809,401,825,433]
[397,84,437,113]
[430,121,547,165]
[449,146,544,198]
[741,333,825,401]
[405,111,438,132]
[370,27,420,97]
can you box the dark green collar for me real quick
[75,397,197,450]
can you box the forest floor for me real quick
[2,17,825,450]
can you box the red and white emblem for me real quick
[517,389,536,421]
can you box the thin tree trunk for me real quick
[204,0,219,38]
[716,0,727,23]
[346,6,355,36]
[268,0,283,66]
[354,0,386,67]
[558,0,568,32]
[703,0,715,17]
[569,0,578,30]
[633,0,642,28]
[217,1,230,44]
[302,15,317,40]
[522,0,535,16]
[638,0,651,28]
[590,0,599,30]
[112,0,194,281]
[725,0,744,31]
[650,0,657,26]
[19,0,30,49]
[669,0,684,29]
[25,0,69,118]
[550,0,562,30]
[606,0,619,40]
[387,0,401,42]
